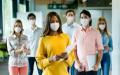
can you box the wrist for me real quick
[95,63,99,66]
[49,57,54,62]
[18,49,23,54]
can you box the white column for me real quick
[2,0,13,38]
[112,0,120,75]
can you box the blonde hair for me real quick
[97,17,110,36]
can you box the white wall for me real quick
[2,0,13,39]
[112,0,120,75]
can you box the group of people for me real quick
[7,9,113,75]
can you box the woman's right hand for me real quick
[104,46,109,51]
[60,52,68,60]
[15,44,27,55]
[77,63,86,72]
[49,55,61,62]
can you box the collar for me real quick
[13,34,22,39]
[31,26,38,32]
[66,22,75,28]
[80,26,92,32]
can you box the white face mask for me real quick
[67,16,74,24]
[50,23,60,31]
[80,19,90,27]
[99,24,106,30]
[14,27,21,33]
[29,20,35,25]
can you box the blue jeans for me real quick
[70,63,75,75]
[69,64,75,75]
[28,57,42,75]
[97,69,101,75]
[97,53,110,75]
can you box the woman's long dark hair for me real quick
[43,12,62,36]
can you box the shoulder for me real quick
[62,23,67,26]
[36,27,43,31]
[60,33,70,39]
[7,34,14,40]
[35,27,43,36]
[74,25,82,33]
[73,23,80,27]
[37,27,43,32]
[39,35,49,41]
[91,27,100,34]
[21,34,28,39]
[62,23,67,28]
[91,28,102,39]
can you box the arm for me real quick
[7,37,23,56]
[64,35,76,67]
[94,33,104,70]
[35,37,51,70]
[108,36,113,52]
[95,50,103,66]
[74,48,81,67]
[23,37,30,55]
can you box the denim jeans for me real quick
[97,53,110,75]
[97,69,101,75]
[28,57,42,75]
[70,63,75,75]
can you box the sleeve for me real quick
[65,35,75,67]
[71,30,77,45]
[7,37,15,56]
[96,32,104,51]
[35,37,51,70]
[24,36,30,55]
[108,35,113,52]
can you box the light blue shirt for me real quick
[62,22,80,41]
[101,32,113,53]
[24,26,43,57]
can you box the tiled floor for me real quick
[0,61,9,75]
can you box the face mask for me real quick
[67,16,74,24]
[99,24,106,30]
[80,19,90,27]
[50,23,60,31]
[29,20,35,25]
[14,27,21,33]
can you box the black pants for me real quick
[28,57,42,75]
[74,68,97,75]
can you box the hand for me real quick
[15,44,27,55]
[23,49,30,55]
[21,44,30,54]
[104,46,109,51]
[20,44,26,51]
[49,55,61,62]
[93,64,99,71]
[60,52,68,60]
[79,63,87,72]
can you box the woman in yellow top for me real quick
[36,12,75,75]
